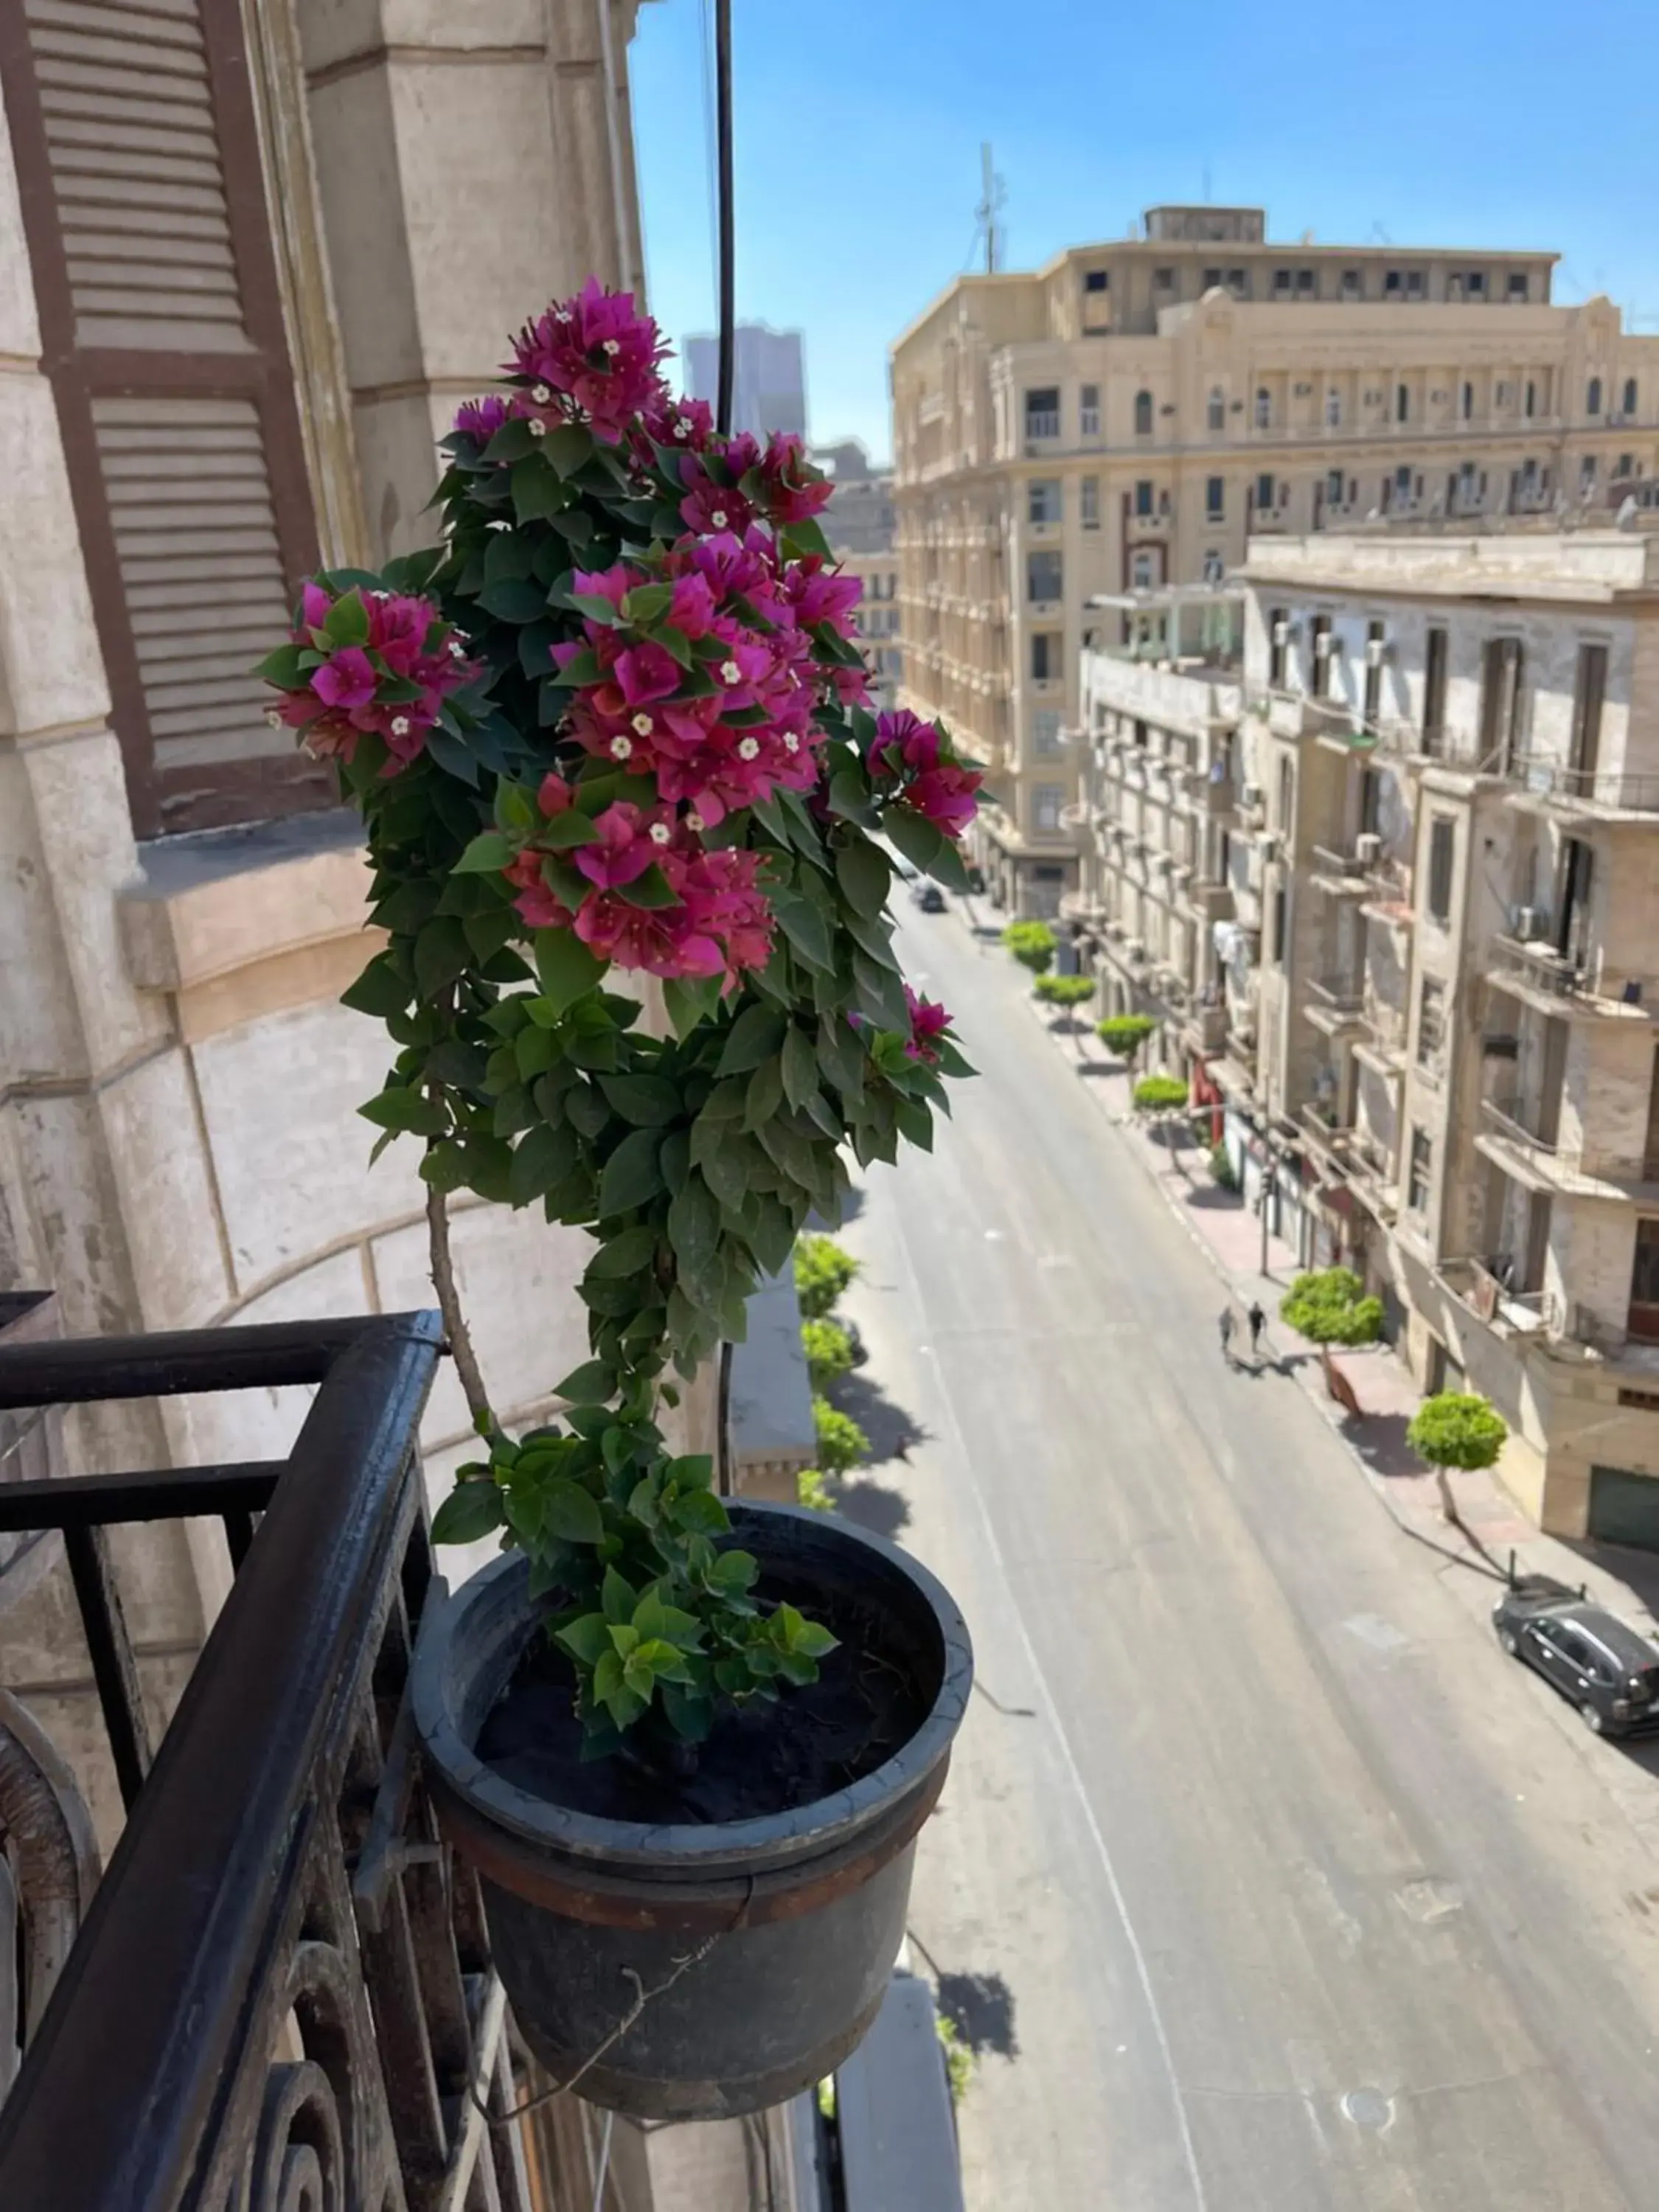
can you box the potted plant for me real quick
[255,280,978,2119]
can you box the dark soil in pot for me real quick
[476,1570,932,1827]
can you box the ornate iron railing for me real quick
[0,1314,613,2212]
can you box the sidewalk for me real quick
[1009,964,1659,1642]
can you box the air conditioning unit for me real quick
[1356,832,1382,865]
[1241,781,1264,810]
[1312,631,1335,660]
[1257,833,1281,863]
[1511,905,1544,941]
[1364,635,1390,668]
[1271,620,1295,648]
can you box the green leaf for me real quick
[780,1024,818,1110]
[341,953,413,1019]
[676,1487,731,1534]
[615,863,682,911]
[602,1566,638,1624]
[700,1138,752,1214]
[661,1685,715,1742]
[431,1478,502,1546]
[319,588,370,648]
[663,973,723,1039]
[827,765,876,823]
[534,928,608,1015]
[883,804,947,874]
[588,1223,658,1277]
[454,830,515,874]
[853,951,910,1032]
[481,417,540,465]
[510,453,566,522]
[359,1088,447,1137]
[477,577,550,625]
[540,423,594,475]
[557,1613,613,1666]
[599,1072,681,1126]
[509,1121,577,1206]
[599,1126,667,1215]
[554,1358,614,1402]
[543,1478,605,1543]
[717,1005,787,1074]
[770,893,834,973]
[835,836,891,919]
[542,809,602,850]
[667,1176,720,1274]
[742,1055,784,1131]
[412,916,470,998]
[254,641,306,688]
[623,581,674,624]
[708,1547,757,1592]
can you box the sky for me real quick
[630,0,1659,467]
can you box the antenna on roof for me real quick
[975,142,1006,274]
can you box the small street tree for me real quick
[1408,1391,1508,1526]
[1279,1267,1383,1346]
[1096,1012,1158,1071]
[1003,919,1057,975]
[1132,1074,1189,1113]
[1034,971,1096,1051]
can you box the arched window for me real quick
[1254,387,1272,429]
[1134,389,1154,437]
[1624,377,1638,417]
[1395,383,1410,423]
[1587,376,1603,417]
[1208,386,1225,431]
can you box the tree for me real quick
[794,1234,859,1321]
[1408,1391,1507,1526]
[1279,1267,1383,1346]
[813,1397,869,1477]
[1002,919,1057,975]
[1096,1012,1158,1070]
[1033,971,1096,1052]
[1132,1074,1189,1113]
[801,1318,855,1392]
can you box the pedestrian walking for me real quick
[1247,1300,1267,1359]
[1217,1307,1236,1363]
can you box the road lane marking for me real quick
[886,1197,1214,2212]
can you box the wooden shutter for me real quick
[0,0,333,835]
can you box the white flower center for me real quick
[784,731,801,753]
[720,660,741,684]
[630,712,654,735]
[527,417,547,438]
[649,821,672,845]
[602,338,621,357]
[448,638,467,659]
[264,707,283,728]
[672,422,690,439]
[390,715,411,737]
[555,310,571,324]
[710,509,728,529]
[531,383,552,403]
[610,735,633,759]
[686,811,705,832]
[737,737,760,760]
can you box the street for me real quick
[829,897,1659,2211]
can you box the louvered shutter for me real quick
[1,0,332,835]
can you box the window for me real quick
[1267,605,1288,687]
[1154,265,1175,291]
[1206,476,1225,520]
[1027,549,1062,604]
[1030,631,1060,681]
[1325,468,1344,506]
[1340,268,1362,299]
[1508,271,1529,300]
[1581,453,1598,495]
[1025,386,1060,439]
[1130,550,1156,590]
[1524,379,1537,418]
[1135,479,1154,517]
[1385,269,1402,295]
[1032,709,1064,756]
[1416,977,1446,1068]
[1227,268,1247,296]
[1395,383,1411,423]
[1363,619,1385,724]
[1134,389,1154,437]
[1028,478,1062,525]
[1255,388,1272,429]
[1202,548,1224,584]
[1255,472,1276,514]
[1467,271,1486,297]
[1587,377,1604,417]
[1080,475,1100,529]
[1084,268,1109,293]
[1408,1128,1433,1214]
[1273,268,1293,296]
[1208,386,1225,431]
[1427,815,1455,923]
[1203,266,1222,291]
[1461,380,1475,420]
[1624,376,1638,417]
[1405,271,1425,299]
[1032,782,1065,833]
[1616,453,1635,478]
[1079,383,1101,436]
[1270,884,1287,967]
[1276,755,1295,831]
[1295,268,1315,296]
[1629,1220,1659,1343]
[1309,614,1332,698]
[1423,625,1448,750]
[1325,387,1342,427]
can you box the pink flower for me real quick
[538,771,576,817]
[572,803,664,891]
[453,393,512,442]
[504,849,576,931]
[612,641,682,709]
[268,582,476,778]
[310,647,377,714]
[904,987,952,1064]
[636,392,715,456]
[679,470,756,540]
[782,557,862,637]
[508,280,669,444]
[757,434,833,524]
[571,563,640,616]
[867,709,938,773]
[904,764,983,840]
[300,580,333,632]
[865,710,982,838]
[667,572,718,639]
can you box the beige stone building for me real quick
[1211,526,1659,1546]
[891,202,1659,917]
[815,438,902,709]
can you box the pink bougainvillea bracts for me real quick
[903,987,953,1064]
[866,709,984,840]
[260,583,477,772]
[507,278,670,444]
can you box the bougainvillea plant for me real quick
[256,279,980,1752]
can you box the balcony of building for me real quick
[1305,973,1368,1035]
[1308,840,1382,898]
[1354,992,1408,1079]
[1486,934,1659,1023]
[1474,1084,1659,1205]
[1181,1001,1230,1056]
[1181,875,1235,925]
[1511,756,1659,824]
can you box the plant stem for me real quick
[425,1181,493,1430]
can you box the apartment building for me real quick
[890,202,1659,917]
[816,439,902,709]
[1074,588,1243,1069]
[685,320,807,439]
[1216,527,1659,1545]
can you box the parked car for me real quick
[911,882,947,913]
[1492,1574,1659,1736]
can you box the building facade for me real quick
[684,319,807,439]
[1213,527,1659,1546]
[815,440,902,711]
[890,204,1659,917]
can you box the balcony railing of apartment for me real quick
[1515,757,1659,815]
[1182,1003,1228,1054]
[1481,1091,1560,1155]
[1309,844,1379,896]
[0,1313,619,2212]
[1439,1256,1554,1336]
[1306,974,1367,1018]
[1489,934,1659,1013]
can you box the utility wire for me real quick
[713,0,735,435]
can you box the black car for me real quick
[1492,1574,1659,1736]
[911,882,946,913]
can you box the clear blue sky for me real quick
[630,0,1659,467]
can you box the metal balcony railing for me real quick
[1481,1093,1560,1154]
[1489,934,1658,1010]
[1307,975,1366,1015]
[1514,758,1659,814]
[0,1313,619,2212]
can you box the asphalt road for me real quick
[828,895,1659,2212]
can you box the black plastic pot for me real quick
[411,1500,972,2120]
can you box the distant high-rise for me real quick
[684,322,807,441]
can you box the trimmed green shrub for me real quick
[1002,919,1057,974]
[801,1317,855,1392]
[1408,1392,1508,1471]
[1033,972,1096,1007]
[1208,1141,1239,1192]
[796,1468,835,1514]
[936,2010,975,2108]
[793,1233,859,1321]
[1279,1266,1383,1346]
[1132,1074,1189,1112]
[813,1396,869,1476]
[1096,1012,1158,1063]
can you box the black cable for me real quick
[714,0,735,435]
